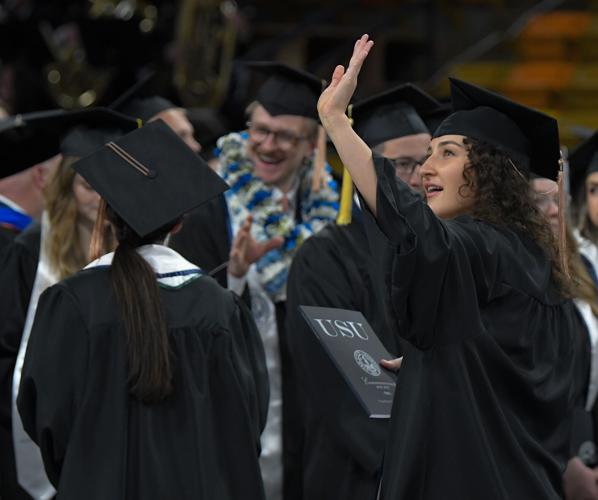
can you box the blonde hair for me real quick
[43,157,112,280]
[566,226,598,318]
[578,198,598,247]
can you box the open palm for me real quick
[228,215,284,278]
[318,34,375,127]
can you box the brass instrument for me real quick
[173,0,239,108]
[41,21,113,109]
[88,0,158,34]
[43,1,159,109]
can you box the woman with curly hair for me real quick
[317,35,582,499]
[17,121,268,500]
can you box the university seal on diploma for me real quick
[300,306,397,418]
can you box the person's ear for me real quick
[30,164,47,190]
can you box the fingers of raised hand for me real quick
[232,230,248,253]
[346,35,374,79]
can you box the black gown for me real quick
[17,265,269,500]
[169,194,231,287]
[285,216,401,500]
[170,188,306,499]
[0,223,40,500]
[364,156,580,499]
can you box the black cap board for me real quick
[109,72,177,122]
[420,101,452,136]
[72,119,229,238]
[61,126,136,158]
[0,107,139,179]
[246,62,324,120]
[351,83,439,147]
[569,131,598,197]
[434,78,561,180]
[120,96,177,123]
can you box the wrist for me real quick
[228,264,248,279]
[320,113,351,136]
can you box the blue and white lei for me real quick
[216,131,339,299]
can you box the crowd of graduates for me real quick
[1,33,598,499]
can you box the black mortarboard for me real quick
[569,131,598,196]
[72,120,229,238]
[0,107,139,179]
[434,78,560,180]
[109,72,177,122]
[120,96,177,123]
[246,62,324,120]
[61,127,135,158]
[420,101,452,136]
[351,83,439,147]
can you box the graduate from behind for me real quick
[17,120,269,500]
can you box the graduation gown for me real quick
[0,223,40,500]
[0,197,34,259]
[364,156,579,499]
[285,217,401,500]
[169,193,231,287]
[17,260,269,500]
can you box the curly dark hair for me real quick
[460,137,569,294]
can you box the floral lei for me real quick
[216,131,339,299]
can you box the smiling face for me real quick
[246,104,317,192]
[420,134,475,219]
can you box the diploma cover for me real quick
[300,306,397,418]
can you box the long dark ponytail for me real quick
[95,200,178,403]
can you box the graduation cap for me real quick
[245,62,324,120]
[420,101,452,136]
[0,107,139,179]
[350,83,440,147]
[119,96,177,123]
[72,119,229,238]
[434,78,561,180]
[61,125,141,158]
[109,71,178,122]
[569,131,598,197]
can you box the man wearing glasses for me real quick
[214,62,339,500]
[285,84,441,500]
[352,83,439,193]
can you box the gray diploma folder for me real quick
[300,306,397,419]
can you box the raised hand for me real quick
[318,34,374,129]
[228,215,284,278]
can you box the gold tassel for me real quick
[336,167,354,225]
[311,126,327,193]
[557,153,570,280]
[336,104,354,225]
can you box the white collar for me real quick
[85,244,203,288]
[271,178,300,212]
[0,194,27,214]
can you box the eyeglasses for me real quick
[387,156,426,176]
[246,122,308,150]
[533,193,559,210]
